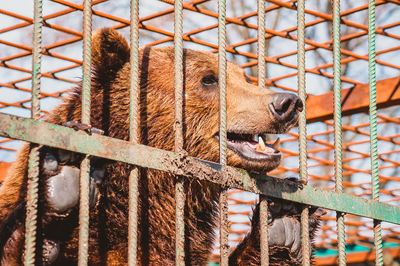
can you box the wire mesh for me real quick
[1,0,400,264]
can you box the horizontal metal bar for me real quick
[1,112,400,224]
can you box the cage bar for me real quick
[2,112,400,223]
[368,0,384,265]
[257,0,269,265]
[78,0,92,265]
[332,0,346,265]
[23,1,43,264]
[173,0,185,265]
[128,0,140,265]
[218,0,229,265]
[296,0,311,264]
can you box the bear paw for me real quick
[268,216,302,261]
[267,194,326,262]
[43,150,104,217]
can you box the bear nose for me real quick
[269,93,304,121]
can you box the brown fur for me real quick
[0,28,315,265]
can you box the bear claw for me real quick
[63,120,104,135]
[42,239,60,265]
[57,149,72,163]
[43,153,58,172]
[267,216,306,262]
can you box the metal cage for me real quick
[1,0,400,265]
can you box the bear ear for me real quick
[91,28,130,79]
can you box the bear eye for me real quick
[201,74,218,88]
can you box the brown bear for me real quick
[0,28,323,265]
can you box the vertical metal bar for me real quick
[24,2,43,264]
[296,0,310,265]
[78,0,92,265]
[128,0,140,265]
[218,0,229,265]
[257,1,269,265]
[332,0,346,265]
[368,1,383,265]
[257,0,266,90]
[174,0,185,265]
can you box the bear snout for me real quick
[268,93,303,125]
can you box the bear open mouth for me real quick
[215,132,281,162]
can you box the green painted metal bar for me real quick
[24,146,40,266]
[24,0,42,264]
[368,0,384,265]
[79,0,92,265]
[332,0,346,265]
[2,113,400,225]
[296,0,310,264]
[128,0,140,265]
[174,0,185,265]
[218,0,229,265]
[257,0,269,265]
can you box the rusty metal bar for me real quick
[23,0,42,264]
[218,0,229,265]
[332,0,346,264]
[297,0,311,264]
[257,0,269,265]
[78,0,92,265]
[174,0,185,265]
[128,0,140,265]
[368,0,384,265]
[2,113,400,224]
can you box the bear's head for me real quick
[79,28,304,173]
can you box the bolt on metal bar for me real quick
[174,0,185,265]
[128,0,140,265]
[218,0,229,265]
[368,1,383,265]
[78,0,92,265]
[23,0,42,264]
[257,0,269,265]
[332,0,346,265]
[296,0,310,265]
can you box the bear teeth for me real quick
[272,137,280,149]
[256,136,266,152]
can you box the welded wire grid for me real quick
[1,0,400,264]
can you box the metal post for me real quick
[128,0,140,265]
[218,0,229,265]
[24,1,43,264]
[257,1,269,265]
[296,0,310,264]
[174,0,185,265]
[332,0,346,265]
[78,0,92,265]
[368,0,383,265]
